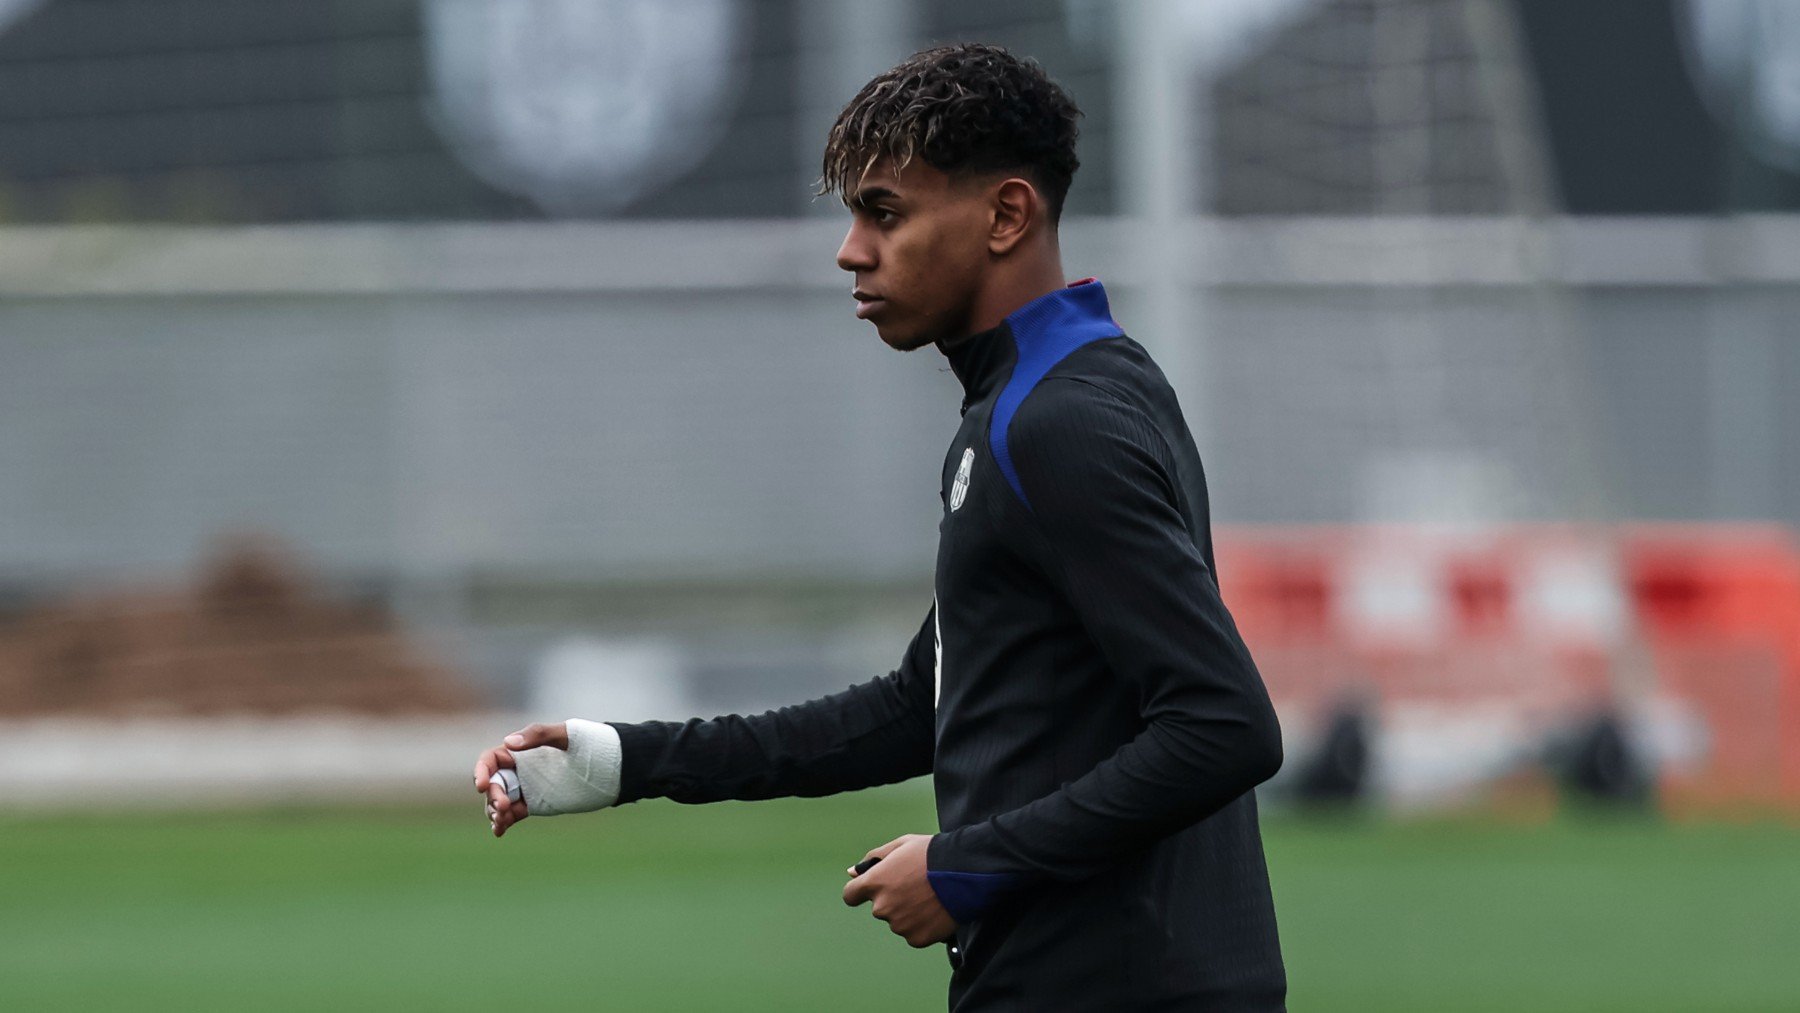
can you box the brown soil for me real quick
[0,536,483,717]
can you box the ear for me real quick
[987,177,1040,256]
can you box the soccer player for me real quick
[474,43,1286,1010]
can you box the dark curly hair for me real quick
[819,43,1082,224]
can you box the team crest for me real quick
[950,448,974,512]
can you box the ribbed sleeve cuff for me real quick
[926,832,1024,924]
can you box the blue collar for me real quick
[941,278,1123,405]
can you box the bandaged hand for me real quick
[472,719,623,838]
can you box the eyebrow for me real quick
[850,186,901,210]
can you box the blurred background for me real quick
[3,1,1798,1010]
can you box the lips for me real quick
[853,290,885,320]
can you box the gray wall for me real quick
[3,217,1797,590]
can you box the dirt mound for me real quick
[0,537,483,717]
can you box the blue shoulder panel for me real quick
[990,279,1124,509]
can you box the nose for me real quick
[836,219,876,275]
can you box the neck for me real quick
[959,246,1068,343]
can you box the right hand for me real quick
[473,722,569,838]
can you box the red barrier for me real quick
[1621,525,1800,812]
[1216,524,1800,815]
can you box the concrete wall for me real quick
[3,217,1797,589]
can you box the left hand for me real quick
[842,834,957,948]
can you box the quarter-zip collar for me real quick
[938,278,1120,413]
[940,320,1011,413]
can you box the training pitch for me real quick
[2,786,1795,1011]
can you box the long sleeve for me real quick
[927,381,1281,914]
[609,607,937,805]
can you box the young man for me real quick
[474,43,1287,1010]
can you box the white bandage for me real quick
[510,718,624,816]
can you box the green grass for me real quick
[2,788,1797,1011]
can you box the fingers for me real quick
[846,836,907,902]
[492,800,528,838]
[486,780,514,814]
[842,872,875,908]
[868,898,954,949]
[474,720,566,795]
[477,742,525,837]
[488,796,528,837]
[867,900,938,947]
[860,836,906,865]
[502,722,570,752]
[904,927,943,949]
[472,746,515,793]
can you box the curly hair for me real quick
[819,43,1082,224]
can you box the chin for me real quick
[877,326,936,353]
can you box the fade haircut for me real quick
[819,43,1082,225]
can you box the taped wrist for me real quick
[511,718,623,816]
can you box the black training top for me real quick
[611,280,1287,1011]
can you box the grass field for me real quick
[3,786,1797,1011]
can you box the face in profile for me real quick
[835,158,995,352]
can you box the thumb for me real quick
[503,722,570,751]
